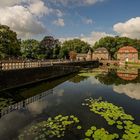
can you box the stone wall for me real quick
[0,61,99,91]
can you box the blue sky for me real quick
[0,0,140,44]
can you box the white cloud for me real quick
[59,31,114,45]
[0,5,46,38]
[80,31,114,45]
[113,83,140,100]
[113,17,140,39]
[49,0,104,6]
[28,1,51,17]
[0,0,64,38]
[0,0,20,7]
[84,0,104,5]
[53,18,65,27]
[83,18,93,24]
[55,9,64,17]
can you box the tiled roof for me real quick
[94,47,108,53]
[118,46,138,53]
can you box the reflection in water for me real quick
[1,89,53,118]
[27,100,48,115]
[0,111,31,140]
[95,67,139,85]
[114,83,140,100]
[69,74,88,83]
[117,68,138,81]
[0,67,140,140]
[54,89,64,97]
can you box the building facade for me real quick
[76,48,109,61]
[117,46,138,62]
[76,54,87,61]
[92,47,109,60]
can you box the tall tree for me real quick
[0,25,20,59]
[38,36,59,59]
[60,39,91,58]
[20,39,39,59]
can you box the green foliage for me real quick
[0,25,20,59]
[83,97,134,127]
[83,97,140,140]
[20,36,61,59]
[18,115,81,140]
[60,39,91,58]
[93,36,140,59]
[20,39,39,59]
[37,36,60,59]
[85,127,119,140]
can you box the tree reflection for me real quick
[69,74,88,83]
[95,68,140,86]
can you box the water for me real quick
[0,66,140,140]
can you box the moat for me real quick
[0,66,140,140]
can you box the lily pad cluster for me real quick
[83,98,140,140]
[122,121,140,140]
[85,126,119,140]
[18,115,81,140]
[83,98,134,128]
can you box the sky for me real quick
[0,0,140,44]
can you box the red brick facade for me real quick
[117,46,138,62]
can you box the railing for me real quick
[0,89,53,118]
[0,60,94,70]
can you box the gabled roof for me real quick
[94,47,108,53]
[118,46,138,53]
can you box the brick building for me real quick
[117,46,138,62]
[92,47,109,60]
[76,54,87,61]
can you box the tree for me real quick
[38,36,59,59]
[60,39,91,59]
[53,44,61,59]
[20,39,39,59]
[0,25,20,59]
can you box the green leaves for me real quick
[18,115,81,140]
[0,25,20,59]
[85,127,119,140]
[20,39,39,59]
[84,97,140,140]
[60,39,91,59]
[18,98,140,140]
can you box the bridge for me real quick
[99,60,125,66]
[0,60,99,71]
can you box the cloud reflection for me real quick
[113,83,140,100]
[89,77,100,85]
[54,89,64,97]
[0,111,31,140]
[27,100,48,115]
